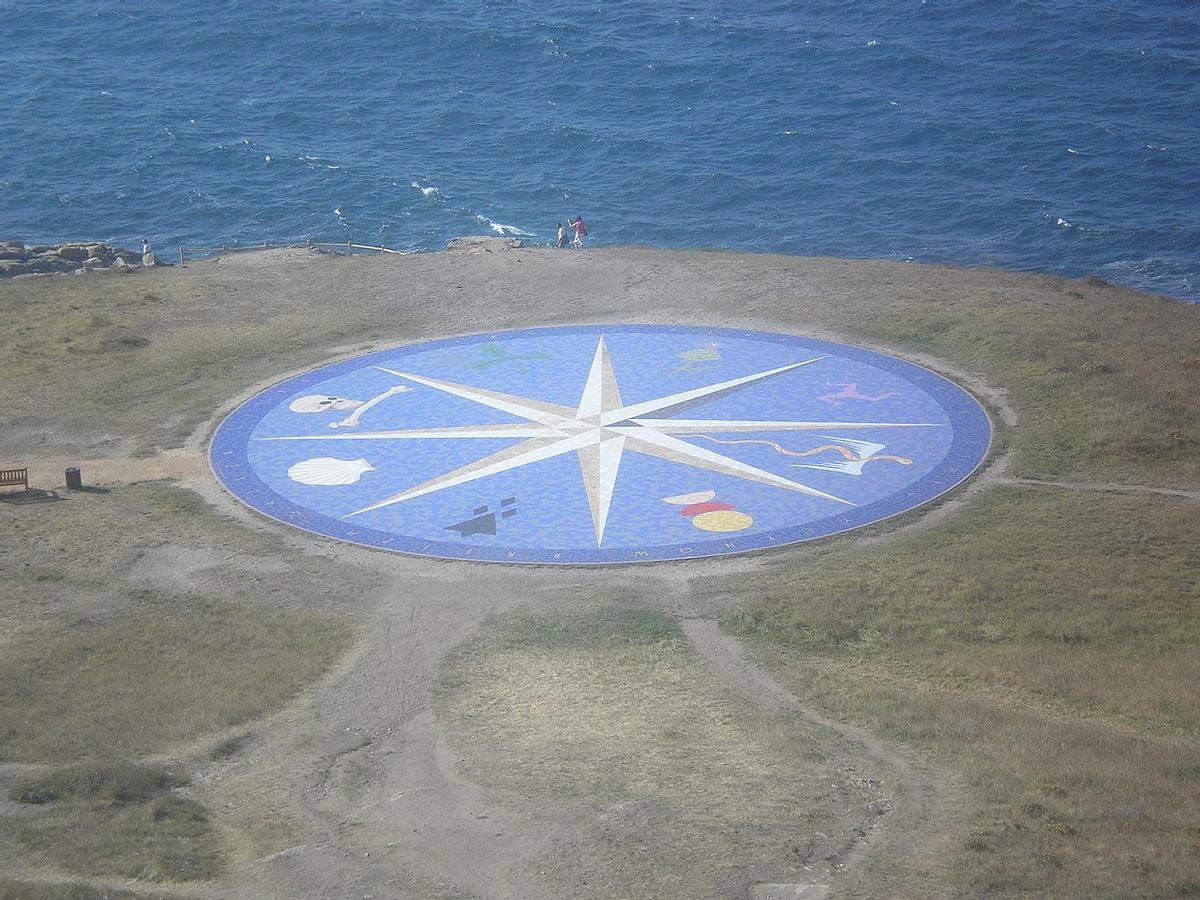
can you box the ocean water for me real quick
[2,1,1197,301]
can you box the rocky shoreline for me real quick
[0,240,155,279]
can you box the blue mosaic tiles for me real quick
[209,325,991,564]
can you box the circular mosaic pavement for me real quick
[210,325,991,564]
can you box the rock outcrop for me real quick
[445,235,523,255]
[0,240,147,279]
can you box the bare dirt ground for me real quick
[175,470,843,899]
[2,243,1197,898]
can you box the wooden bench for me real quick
[0,466,29,492]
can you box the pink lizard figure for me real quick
[816,382,900,406]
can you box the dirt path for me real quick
[200,563,568,899]
[199,558,935,899]
[21,454,206,489]
[681,620,950,891]
[192,552,701,899]
[998,476,1200,500]
[20,449,1200,504]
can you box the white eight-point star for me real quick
[265,337,938,546]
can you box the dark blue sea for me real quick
[3,2,1198,301]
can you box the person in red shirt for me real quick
[571,216,588,248]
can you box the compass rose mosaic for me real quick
[210,325,990,564]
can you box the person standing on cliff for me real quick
[555,223,567,248]
[141,239,157,267]
[571,216,588,249]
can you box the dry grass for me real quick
[0,258,423,457]
[766,654,1200,897]
[438,610,870,898]
[0,480,361,883]
[0,482,359,762]
[715,486,1200,896]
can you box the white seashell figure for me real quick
[288,457,375,486]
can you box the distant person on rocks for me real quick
[555,223,567,248]
[141,239,157,267]
[571,216,588,249]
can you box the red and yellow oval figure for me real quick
[680,501,735,517]
[692,510,755,532]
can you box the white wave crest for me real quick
[475,214,533,236]
[412,182,443,199]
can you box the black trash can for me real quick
[65,467,82,490]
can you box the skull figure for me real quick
[289,395,364,413]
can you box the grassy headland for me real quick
[1,247,1197,896]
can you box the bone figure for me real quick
[329,386,413,428]
[816,382,900,406]
[287,386,414,428]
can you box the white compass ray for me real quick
[349,431,596,516]
[576,336,624,422]
[613,427,851,505]
[573,338,627,539]
[264,423,565,441]
[631,419,939,434]
[599,357,825,425]
[576,432,626,542]
[374,366,578,428]
[265,336,944,546]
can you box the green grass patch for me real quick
[0,596,355,762]
[4,763,221,882]
[0,482,360,762]
[0,879,166,900]
[8,762,183,806]
[0,260,424,454]
[719,486,1200,730]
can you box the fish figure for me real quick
[816,382,900,406]
[469,344,551,374]
[675,343,721,372]
[791,437,913,476]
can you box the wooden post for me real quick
[347,240,353,256]
[179,246,185,267]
